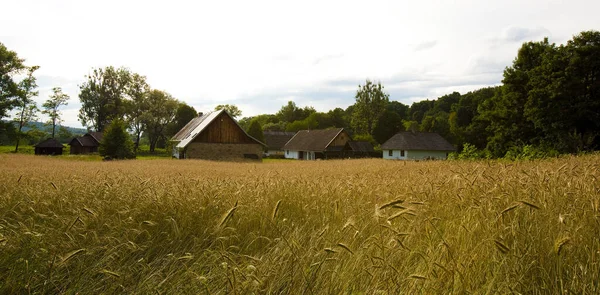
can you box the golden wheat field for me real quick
[0,154,599,294]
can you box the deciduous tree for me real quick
[42,87,69,138]
[13,66,39,152]
[78,66,131,131]
[215,104,242,118]
[351,80,389,135]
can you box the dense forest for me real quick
[241,30,600,159]
[1,30,598,158]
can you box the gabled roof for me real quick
[69,134,100,147]
[283,128,345,152]
[381,132,455,151]
[35,138,64,148]
[68,132,103,147]
[264,131,295,150]
[347,141,375,152]
[88,132,103,143]
[171,109,266,149]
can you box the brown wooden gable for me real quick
[328,130,350,148]
[192,112,256,144]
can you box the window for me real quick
[388,150,393,157]
[400,150,405,157]
[286,150,289,155]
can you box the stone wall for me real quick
[186,143,263,161]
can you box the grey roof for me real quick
[35,138,64,148]
[264,131,295,150]
[88,132,103,143]
[381,132,455,151]
[283,128,345,152]
[347,141,375,152]
[171,110,266,149]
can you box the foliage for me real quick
[215,104,242,118]
[0,42,28,119]
[123,73,150,151]
[78,66,132,131]
[351,80,389,135]
[141,90,179,152]
[372,109,403,145]
[1,155,599,293]
[13,66,39,152]
[166,103,197,137]
[246,119,265,143]
[42,87,69,138]
[98,119,135,159]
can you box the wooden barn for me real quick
[381,131,455,160]
[263,131,295,156]
[283,128,350,160]
[34,138,65,155]
[69,132,103,154]
[171,110,266,160]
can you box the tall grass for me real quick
[0,154,598,293]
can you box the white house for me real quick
[381,132,455,160]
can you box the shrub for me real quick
[99,119,135,159]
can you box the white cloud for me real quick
[2,0,600,127]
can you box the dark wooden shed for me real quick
[69,132,103,154]
[34,138,65,155]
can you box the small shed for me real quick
[69,132,103,154]
[283,128,350,160]
[381,132,455,160]
[171,110,266,161]
[344,141,377,158]
[34,138,65,155]
[263,131,295,156]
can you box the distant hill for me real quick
[2,120,88,135]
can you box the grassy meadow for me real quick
[0,154,599,294]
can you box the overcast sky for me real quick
[2,0,599,128]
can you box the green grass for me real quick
[0,154,599,293]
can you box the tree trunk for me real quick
[51,119,56,138]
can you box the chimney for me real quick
[198,112,204,117]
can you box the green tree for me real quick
[351,80,389,135]
[57,126,73,143]
[215,104,242,118]
[246,119,265,143]
[141,90,178,152]
[13,66,39,152]
[123,73,150,151]
[42,87,69,138]
[99,118,135,159]
[0,42,28,119]
[78,66,132,131]
[167,103,197,136]
[276,101,305,123]
[372,109,403,144]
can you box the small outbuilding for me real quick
[34,138,65,155]
[171,110,266,160]
[263,131,295,156]
[344,141,377,158]
[69,132,103,154]
[381,132,455,160]
[283,128,350,160]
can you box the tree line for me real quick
[241,30,600,158]
[2,30,599,158]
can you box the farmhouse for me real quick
[263,131,295,156]
[381,131,455,160]
[283,128,350,160]
[34,138,64,155]
[171,110,266,160]
[69,132,103,154]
